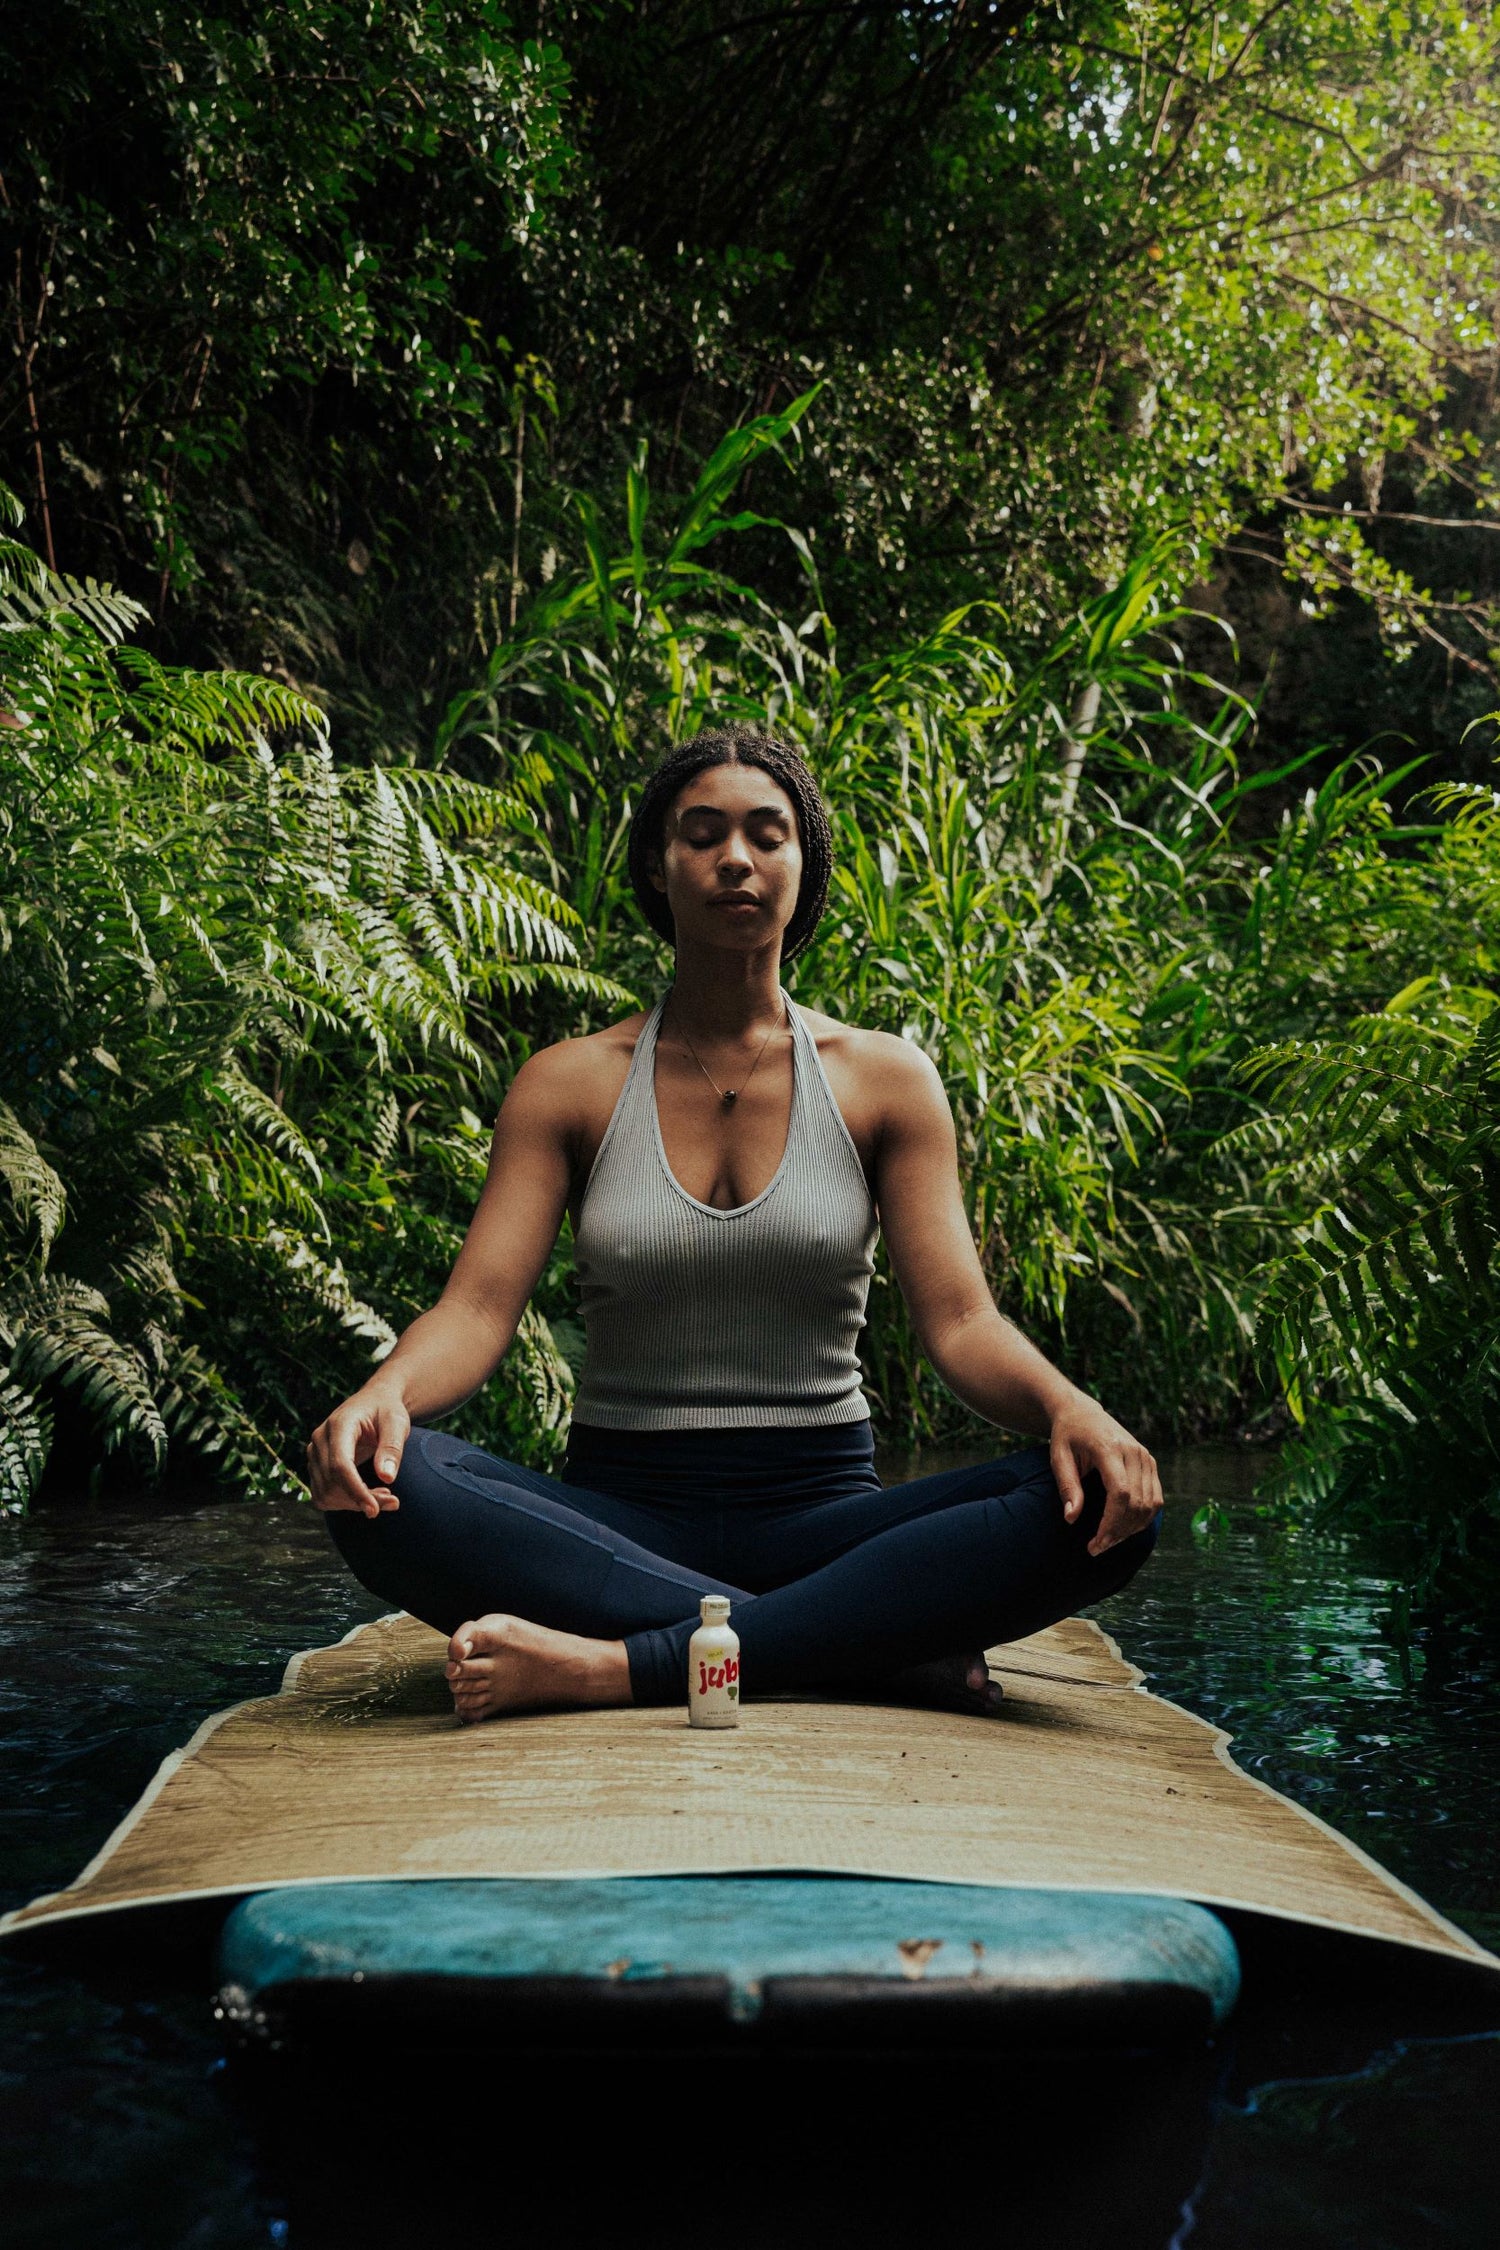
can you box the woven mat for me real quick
[6,1611,1494,1968]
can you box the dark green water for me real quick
[2,1448,1498,2247]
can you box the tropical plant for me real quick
[0,489,613,1512]
[7,390,1498,1560]
[438,416,1490,1449]
[1246,782,1500,1595]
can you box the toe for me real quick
[468,1612,515,1653]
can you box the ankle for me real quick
[569,1638,631,1706]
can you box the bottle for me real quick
[688,1595,741,1728]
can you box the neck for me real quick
[667,943,785,1039]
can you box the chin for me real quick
[695,914,780,950]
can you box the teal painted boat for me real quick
[215,1875,1241,2054]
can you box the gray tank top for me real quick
[572,996,878,1428]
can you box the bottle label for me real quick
[688,1636,741,1727]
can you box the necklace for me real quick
[669,992,788,1108]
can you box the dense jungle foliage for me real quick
[4,3,1500,1600]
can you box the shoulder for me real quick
[796,1003,942,1086]
[793,1004,949,1134]
[501,1011,652,1127]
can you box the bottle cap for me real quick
[700,1595,732,1624]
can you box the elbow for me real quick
[920,1298,998,1386]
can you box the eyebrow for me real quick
[678,800,792,821]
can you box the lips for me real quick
[709,894,760,911]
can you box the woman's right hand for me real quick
[306,1387,411,1516]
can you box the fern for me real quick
[512,1307,576,1438]
[0,1374,52,1516]
[1,1276,168,1472]
[0,493,600,1507]
[0,1101,66,1255]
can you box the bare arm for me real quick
[306,1051,575,1516]
[874,1041,1162,1555]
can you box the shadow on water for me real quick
[231,2048,1227,2250]
[2,1447,1499,2247]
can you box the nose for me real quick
[715,831,753,877]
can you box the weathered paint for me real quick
[217,1875,1240,2034]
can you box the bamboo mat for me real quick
[5,1611,1495,1970]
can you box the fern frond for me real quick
[153,1341,303,1503]
[211,1065,324,1182]
[0,1102,66,1255]
[4,1277,168,1470]
[0,1372,52,1515]
[260,1229,398,1359]
[511,1307,575,1434]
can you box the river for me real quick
[2,1447,1497,2246]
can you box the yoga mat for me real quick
[5,1611,1495,1972]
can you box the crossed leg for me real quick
[328,1428,1159,1720]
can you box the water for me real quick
[2,1449,1498,2247]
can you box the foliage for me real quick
[2,0,573,751]
[8,362,1500,1625]
[440,420,1498,1461]
[1247,786,1500,1592]
[0,489,610,1511]
[4,1,1497,773]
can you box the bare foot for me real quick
[875,1652,1004,1717]
[445,1613,632,1723]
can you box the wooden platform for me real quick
[5,1611,1495,1973]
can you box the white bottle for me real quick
[688,1595,741,1728]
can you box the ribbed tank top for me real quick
[571,996,878,1429]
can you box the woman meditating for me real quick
[309,727,1163,1721]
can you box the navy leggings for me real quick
[328,1419,1159,1706]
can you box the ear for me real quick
[646,848,668,895]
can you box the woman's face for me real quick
[652,760,804,958]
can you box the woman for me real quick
[309,726,1163,1722]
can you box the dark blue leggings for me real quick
[328,1419,1159,1706]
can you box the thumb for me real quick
[372,1401,411,1490]
[1051,1433,1086,1523]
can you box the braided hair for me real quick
[627,727,833,964]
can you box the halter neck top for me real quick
[571,996,878,1429]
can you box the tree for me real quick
[9,3,1497,765]
[2,1,573,749]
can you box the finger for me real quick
[1124,1446,1147,1525]
[1051,1435,1087,1523]
[306,1429,355,1513]
[1088,1451,1134,1555]
[1090,1448,1157,1555]
[327,1415,382,1517]
[1122,1446,1160,1534]
[372,1399,410,1495]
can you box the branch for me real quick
[1284,499,1500,537]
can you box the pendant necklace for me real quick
[670,993,788,1108]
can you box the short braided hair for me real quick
[627,727,833,964]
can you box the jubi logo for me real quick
[696,1655,740,1700]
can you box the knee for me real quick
[389,1424,440,1502]
[323,1440,440,1573]
[1061,1469,1163,1573]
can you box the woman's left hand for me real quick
[1048,1392,1164,1556]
